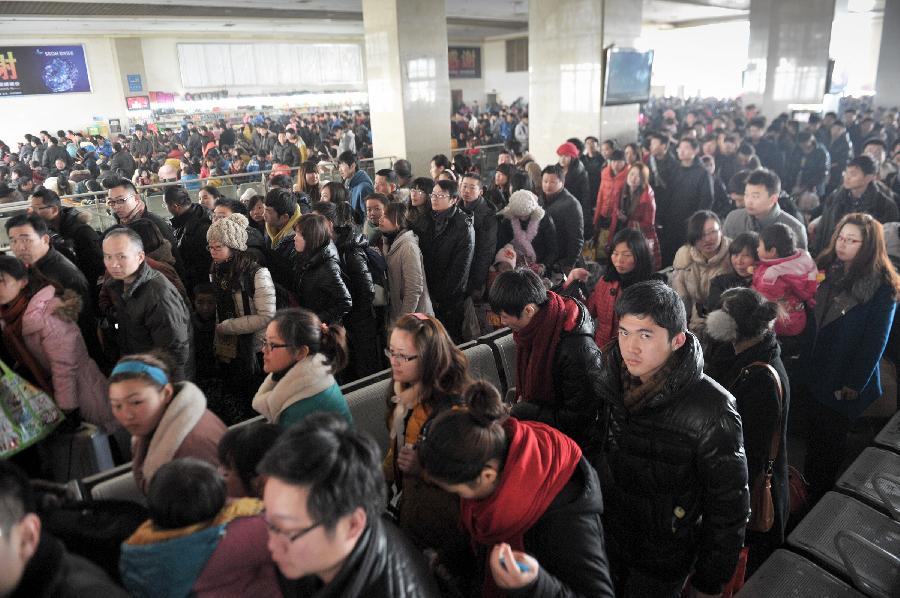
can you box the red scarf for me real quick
[0,293,52,394]
[461,417,582,598]
[514,291,580,404]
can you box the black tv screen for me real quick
[604,48,654,106]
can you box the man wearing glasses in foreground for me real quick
[259,412,440,598]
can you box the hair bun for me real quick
[462,381,508,426]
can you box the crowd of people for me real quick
[0,96,899,597]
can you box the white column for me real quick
[528,0,642,167]
[875,0,900,108]
[362,0,452,177]
[744,0,836,116]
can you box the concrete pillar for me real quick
[743,0,836,116]
[529,0,642,167]
[362,0,452,177]
[113,37,148,101]
[875,0,900,108]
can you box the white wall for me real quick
[483,38,529,105]
[0,37,128,148]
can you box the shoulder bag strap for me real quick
[745,361,783,469]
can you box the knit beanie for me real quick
[556,142,579,158]
[500,189,545,221]
[207,213,249,251]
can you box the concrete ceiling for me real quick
[0,0,767,40]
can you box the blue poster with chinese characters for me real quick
[0,45,92,96]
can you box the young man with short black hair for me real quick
[338,150,373,224]
[263,188,302,288]
[488,268,602,447]
[593,280,749,598]
[259,413,440,597]
[812,154,899,255]
[164,186,212,295]
[459,171,498,304]
[540,164,584,274]
[0,461,128,597]
[723,168,807,248]
[420,179,474,342]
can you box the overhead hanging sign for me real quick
[0,45,92,97]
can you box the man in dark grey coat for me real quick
[101,228,193,381]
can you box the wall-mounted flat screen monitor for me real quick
[604,48,654,106]
[126,95,150,110]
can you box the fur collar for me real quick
[140,382,207,484]
[252,353,335,423]
[126,498,262,546]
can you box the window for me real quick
[177,43,363,88]
[506,38,528,73]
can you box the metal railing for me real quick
[0,155,397,249]
[451,143,506,179]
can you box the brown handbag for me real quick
[742,362,783,533]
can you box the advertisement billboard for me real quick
[448,47,481,79]
[0,45,91,97]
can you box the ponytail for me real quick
[320,323,348,375]
[418,381,510,485]
[271,308,348,375]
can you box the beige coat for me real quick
[671,238,733,328]
[384,230,433,329]
[216,266,276,353]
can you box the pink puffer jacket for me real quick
[19,285,115,430]
[751,250,819,336]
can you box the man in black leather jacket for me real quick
[489,268,603,448]
[259,413,440,598]
[592,280,749,598]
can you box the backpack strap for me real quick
[742,361,783,473]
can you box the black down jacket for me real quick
[420,206,475,305]
[169,203,212,294]
[278,517,440,598]
[706,332,790,547]
[541,188,584,272]
[459,196,498,296]
[54,206,105,290]
[511,298,602,448]
[293,241,352,326]
[104,261,193,381]
[593,333,749,595]
[505,458,615,598]
[334,225,380,378]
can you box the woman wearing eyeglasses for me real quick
[252,308,352,428]
[800,212,900,500]
[671,210,733,329]
[206,214,276,423]
[383,313,474,593]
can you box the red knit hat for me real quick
[556,142,579,158]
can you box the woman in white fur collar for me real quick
[252,308,352,427]
[109,352,227,494]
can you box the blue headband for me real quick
[111,361,169,386]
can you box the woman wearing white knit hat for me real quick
[496,189,559,275]
[206,213,276,415]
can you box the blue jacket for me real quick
[346,169,374,221]
[804,274,896,419]
[120,524,224,598]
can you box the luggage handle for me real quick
[834,530,900,598]
[873,473,900,524]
